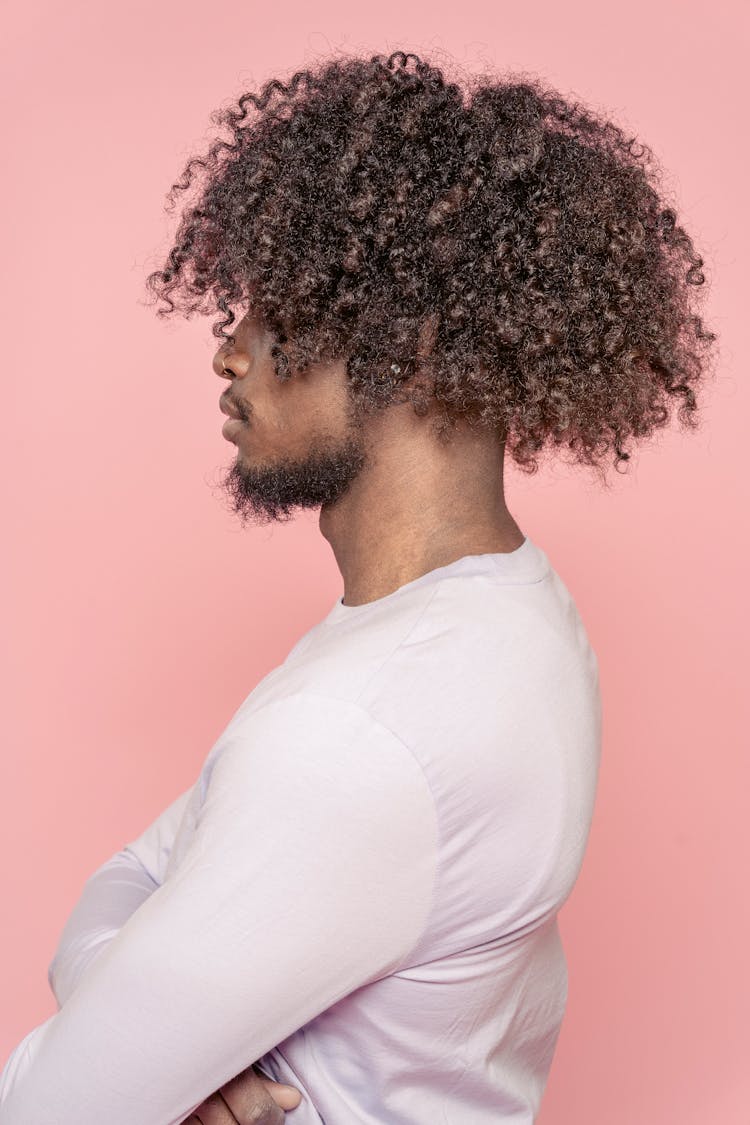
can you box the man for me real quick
[0,46,714,1125]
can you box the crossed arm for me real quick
[0,692,438,1125]
[47,786,193,1009]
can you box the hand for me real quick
[183,1061,303,1123]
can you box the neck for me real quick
[319,413,524,607]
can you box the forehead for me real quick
[233,309,254,336]
[220,311,259,352]
[235,308,277,342]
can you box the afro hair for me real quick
[144,49,719,483]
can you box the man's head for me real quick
[145,49,717,508]
[208,303,517,600]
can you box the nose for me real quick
[213,347,250,380]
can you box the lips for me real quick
[219,397,244,420]
[222,416,245,441]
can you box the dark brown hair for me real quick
[144,50,718,482]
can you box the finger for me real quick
[185,1089,239,1123]
[217,1069,286,1124]
[253,1074,303,1111]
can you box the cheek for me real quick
[264,366,353,441]
[277,387,333,433]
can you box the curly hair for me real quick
[143,49,719,482]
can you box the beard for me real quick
[212,428,369,527]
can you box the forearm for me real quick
[48,848,157,1008]
[48,784,195,1008]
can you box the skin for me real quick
[195,309,525,1121]
[184,1061,302,1122]
[213,310,525,607]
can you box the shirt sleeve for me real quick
[47,786,194,1008]
[0,692,438,1125]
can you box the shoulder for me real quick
[201,690,439,840]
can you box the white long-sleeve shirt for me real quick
[0,535,602,1124]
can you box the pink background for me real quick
[2,3,747,1122]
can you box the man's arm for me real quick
[0,692,438,1125]
[48,785,194,1008]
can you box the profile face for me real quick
[211,312,370,526]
